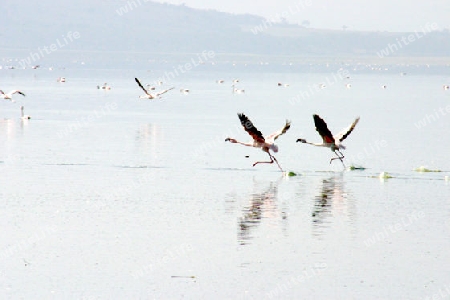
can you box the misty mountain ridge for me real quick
[1,0,449,58]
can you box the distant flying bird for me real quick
[135,78,174,99]
[296,114,360,167]
[278,82,289,87]
[180,88,190,94]
[20,106,31,120]
[216,79,225,84]
[0,90,25,102]
[225,113,291,172]
[57,77,66,82]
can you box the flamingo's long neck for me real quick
[236,140,255,147]
[304,140,328,147]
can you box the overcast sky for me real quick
[154,0,449,32]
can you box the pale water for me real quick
[0,62,449,299]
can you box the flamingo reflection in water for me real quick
[311,174,354,237]
[134,123,165,166]
[238,177,286,244]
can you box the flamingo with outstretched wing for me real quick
[296,114,360,167]
[135,78,174,99]
[225,113,291,172]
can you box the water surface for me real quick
[0,64,449,299]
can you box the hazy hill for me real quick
[1,0,449,57]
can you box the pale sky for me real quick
[154,0,449,32]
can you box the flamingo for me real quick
[97,83,111,90]
[146,84,156,90]
[0,90,25,102]
[135,78,174,99]
[232,85,245,94]
[20,106,31,120]
[296,114,360,167]
[225,113,291,172]
[180,88,190,94]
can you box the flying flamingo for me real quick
[225,113,291,171]
[296,114,360,167]
[135,78,174,99]
[0,90,26,102]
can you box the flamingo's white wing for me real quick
[156,87,174,96]
[334,117,360,142]
[265,120,291,143]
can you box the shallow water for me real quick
[0,65,449,299]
